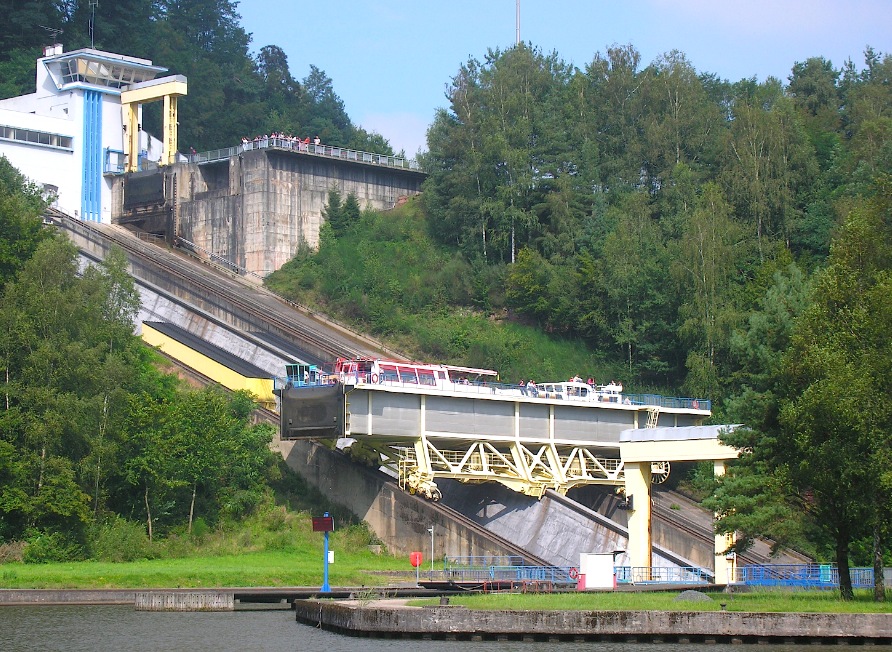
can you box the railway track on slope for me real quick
[652,489,811,566]
[56,211,404,365]
[550,488,770,570]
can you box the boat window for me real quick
[399,368,418,383]
[418,370,436,386]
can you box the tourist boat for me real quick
[275,357,712,499]
[330,357,500,389]
[300,358,639,406]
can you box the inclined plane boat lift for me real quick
[275,358,739,580]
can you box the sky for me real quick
[238,1,892,158]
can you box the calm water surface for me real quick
[0,605,808,652]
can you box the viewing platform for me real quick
[105,136,422,175]
[198,137,420,172]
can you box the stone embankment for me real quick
[293,598,892,644]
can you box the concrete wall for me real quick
[169,148,425,276]
[438,481,699,570]
[296,600,892,642]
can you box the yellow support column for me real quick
[163,94,178,166]
[713,460,736,585]
[122,101,140,173]
[624,461,652,574]
[120,75,187,171]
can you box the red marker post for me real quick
[410,551,423,586]
[312,513,335,592]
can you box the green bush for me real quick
[0,541,25,563]
[88,517,157,562]
[334,522,379,551]
[23,531,84,563]
[190,517,210,540]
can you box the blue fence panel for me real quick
[615,566,711,585]
[738,564,876,589]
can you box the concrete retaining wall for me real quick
[294,600,892,643]
[0,589,135,605]
[174,150,425,276]
[135,592,234,611]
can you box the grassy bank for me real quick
[411,590,892,613]
[0,548,409,589]
[0,506,413,589]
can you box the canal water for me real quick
[0,604,807,651]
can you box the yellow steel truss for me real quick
[391,435,638,500]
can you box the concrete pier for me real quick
[293,598,892,644]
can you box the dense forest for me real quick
[2,2,892,598]
[0,158,284,562]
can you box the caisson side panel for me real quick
[279,383,345,439]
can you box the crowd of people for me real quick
[240,132,322,151]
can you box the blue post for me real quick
[321,512,331,592]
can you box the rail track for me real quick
[56,211,404,365]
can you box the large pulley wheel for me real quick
[650,461,671,484]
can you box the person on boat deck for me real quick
[571,374,582,383]
[587,377,595,386]
[526,379,538,397]
[518,379,527,395]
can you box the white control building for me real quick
[0,44,185,222]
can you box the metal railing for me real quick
[191,137,422,171]
[443,558,577,585]
[174,236,265,281]
[736,564,875,589]
[280,373,710,412]
[616,566,712,584]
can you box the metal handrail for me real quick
[279,374,710,412]
[616,566,712,584]
[174,236,264,280]
[191,137,422,172]
[442,563,578,585]
[736,563,875,589]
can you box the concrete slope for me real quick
[652,487,810,565]
[437,480,700,571]
[277,438,554,565]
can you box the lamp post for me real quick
[427,527,434,578]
